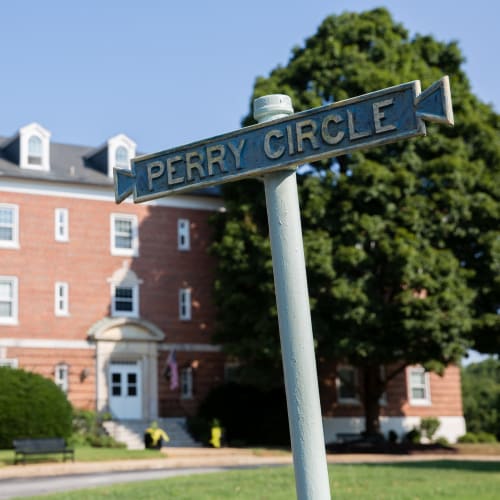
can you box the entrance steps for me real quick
[103,418,200,450]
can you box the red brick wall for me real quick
[319,361,463,418]
[0,190,221,412]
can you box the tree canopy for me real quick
[210,8,500,433]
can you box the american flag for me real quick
[166,350,179,390]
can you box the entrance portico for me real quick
[88,317,165,420]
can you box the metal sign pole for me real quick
[255,95,331,500]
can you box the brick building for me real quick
[0,122,465,442]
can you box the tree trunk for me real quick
[362,365,382,436]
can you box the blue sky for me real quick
[1,1,496,364]
[0,0,498,154]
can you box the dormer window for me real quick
[19,123,51,171]
[28,136,43,165]
[107,134,136,177]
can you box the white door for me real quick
[109,362,142,419]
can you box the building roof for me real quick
[0,134,220,197]
[0,136,109,186]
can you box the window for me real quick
[28,135,43,165]
[0,204,19,248]
[378,366,387,405]
[111,284,139,317]
[55,208,69,242]
[115,146,129,169]
[177,219,190,250]
[181,367,193,399]
[179,288,191,320]
[55,363,69,394]
[111,214,138,256]
[337,365,359,404]
[55,282,69,316]
[408,366,431,405]
[0,358,18,368]
[0,276,18,325]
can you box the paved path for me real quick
[0,447,498,499]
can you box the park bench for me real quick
[13,438,74,464]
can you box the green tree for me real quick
[461,358,500,438]
[211,8,500,435]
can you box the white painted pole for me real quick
[254,95,331,500]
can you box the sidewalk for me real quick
[0,447,498,480]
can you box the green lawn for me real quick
[12,460,500,500]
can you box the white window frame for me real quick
[55,208,69,242]
[0,276,18,325]
[111,283,139,318]
[55,363,69,394]
[408,366,432,406]
[28,135,43,166]
[177,218,190,251]
[0,204,19,249]
[336,365,360,404]
[0,358,18,368]
[55,282,69,316]
[179,288,192,321]
[180,366,193,399]
[110,214,139,256]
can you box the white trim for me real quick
[322,416,466,444]
[0,177,224,211]
[54,208,69,242]
[110,213,139,256]
[0,203,19,249]
[0,276,18,325]
[0,338,95,349]
[407,366,432,406]
[159,343,222,352]
[179,288,192,320]
[54,282,69,316]
[177,218,190,251]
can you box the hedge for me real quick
[0,367,73,449]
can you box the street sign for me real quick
[114,76,453,203]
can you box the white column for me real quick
[255,94,331,500]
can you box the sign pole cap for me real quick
[254,94,294,123]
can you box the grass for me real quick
[10,460,500,500]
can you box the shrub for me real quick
[0,367,72,449]
[71,409,124,448]
[475,432,498,443]
[435,436,450,446]
[404,428,421,444]
[387,430,399,443]
[420,417,440,442]
[458,432,478,443]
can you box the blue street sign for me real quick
[114,77,453,203]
